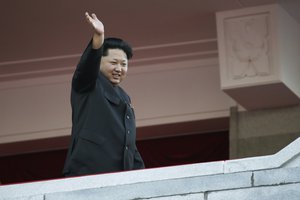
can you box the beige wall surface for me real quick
[0,58,233,144]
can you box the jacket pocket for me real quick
[78,129,105,146]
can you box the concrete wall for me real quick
[230,105,300,159]
[0,137,299,200]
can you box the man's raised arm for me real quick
[85,12,105,49]
[72,12,105,93]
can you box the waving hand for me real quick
[85,12,104,49]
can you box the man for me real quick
[63,12,145,177]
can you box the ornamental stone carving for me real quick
[225,14,271,80]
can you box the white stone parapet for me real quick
[0,137,300,200]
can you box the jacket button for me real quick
[125,146,129,150]
[127,130,130,134]
[126,115,130,119]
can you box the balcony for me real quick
[0,137,300,200]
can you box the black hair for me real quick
[102,37,133,59]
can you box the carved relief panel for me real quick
[217,4,300,110]
[225,14,271,80]
[217,5,278,89]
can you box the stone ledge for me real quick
[0,137,299,200]
[254,167,300,186]
[0,161,224,199]
[209,182,300,200]
[44,172,252,200]
[3,195,44,200]
[141,193,205,200]
[224,137,300,173]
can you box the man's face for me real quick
[100,49,128,85]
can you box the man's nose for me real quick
[115,64,122,72]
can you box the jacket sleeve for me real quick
[72,40,103,93]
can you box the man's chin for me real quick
[110,78,121,85]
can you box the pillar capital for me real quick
[217,4,300,110]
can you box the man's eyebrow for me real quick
[111,58,128,63]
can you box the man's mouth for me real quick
[112,73,121,79]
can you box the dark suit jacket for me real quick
[63,41,145,176]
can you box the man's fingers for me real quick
[85,12,98,24]
[91,13,98,20]
[85,12,92,22]
[85,12,91,19]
